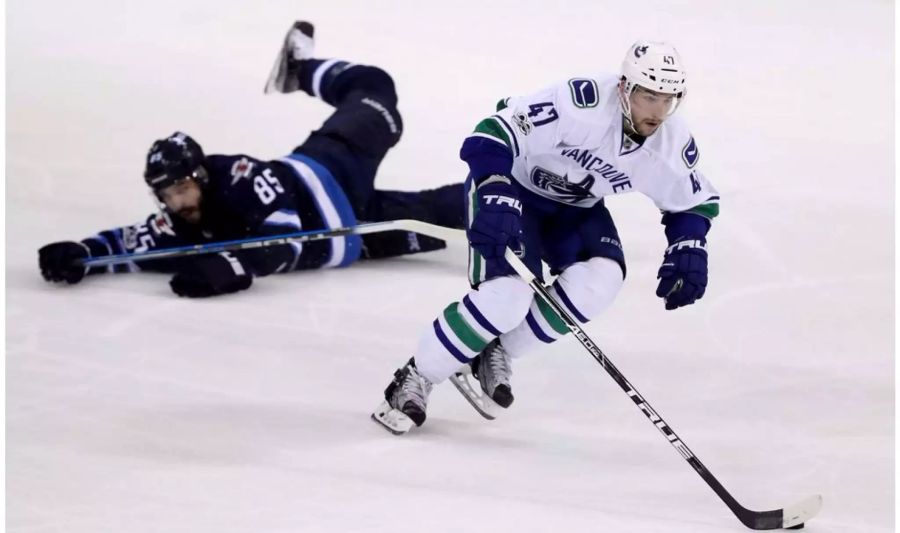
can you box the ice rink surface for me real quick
[6,1,894,531]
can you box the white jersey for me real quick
[470,73,719,218]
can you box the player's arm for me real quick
[458,99,529,263]
[37,213,193,285]
[649,135,721,310]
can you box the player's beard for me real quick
[177,206,202,224]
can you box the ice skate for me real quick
[264,20,315,94]
[372,358,433,435]
[449,339,514,420]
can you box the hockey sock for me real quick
[501,257,623,358]
[413,276,532,384]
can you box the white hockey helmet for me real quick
[619,41,687,126]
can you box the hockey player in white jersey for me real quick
[373,41,720,434]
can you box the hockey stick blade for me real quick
[731,492,822,529]
[780,494,823,529]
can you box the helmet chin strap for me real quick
[622,114,639,136]
[618,80,640,136]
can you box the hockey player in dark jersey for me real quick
[37,21,465,298]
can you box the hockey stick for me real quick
[502,248,822,530]
[80,220,465,268]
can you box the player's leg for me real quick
[356,183,466,261]
[265,21,404,217]
[366,185,466,229]
[499,200,626,359]
[373,178,539,432]
[290,58,402,216]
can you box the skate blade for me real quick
[371,400,415,435]
[449,371,498,420]
[263,52,288,94]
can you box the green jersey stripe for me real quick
[472,118,512,150]
[436,310,477,359]
[534,297,570,336]
[442,303,490,353]
[687,202,720,219]
[466,180,484,285]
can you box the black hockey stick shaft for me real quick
[503,249,819,530]
[80,220,465,268]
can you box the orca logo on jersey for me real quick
[531,167,595,203]
[681,136,699,168]
[635,45,649,58]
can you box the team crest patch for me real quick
[530,167,594,203]
[230,157,255,184]
[682,137,699,168]
[512,112,533,135]
[568,78,599,108]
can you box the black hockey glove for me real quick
[38,241,90,284]
[169,253,252,298]
[655,238,708,310]
[467,175,524,260]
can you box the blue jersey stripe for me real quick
[283,154,362,268]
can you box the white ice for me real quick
[6,1,894,531]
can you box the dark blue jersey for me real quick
[82,152,362,277]
[77,59,465,280]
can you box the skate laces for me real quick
[397,365,432,407]
[483,343,512,387]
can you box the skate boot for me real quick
[372,358,434,435]
[264,20,316,94]
[449,339,513,419]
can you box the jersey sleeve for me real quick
[81,213,192,275]
[458,100,518,181]
[646,128,720,221]
[459,84,562,182]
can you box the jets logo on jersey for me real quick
[531,167,594,203]
[150,213,176,236]
[568,78,599,108]
[682,137,699,168]
[231,157,256,185]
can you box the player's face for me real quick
[628,86,677,136]
[158,179,203,224]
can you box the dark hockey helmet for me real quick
[143,132,209,193]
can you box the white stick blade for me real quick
[782,494,823,528]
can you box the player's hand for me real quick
[467,175,524,260]
[655,238,707,310]
[169,253,252,298]
[38,241,90,284]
